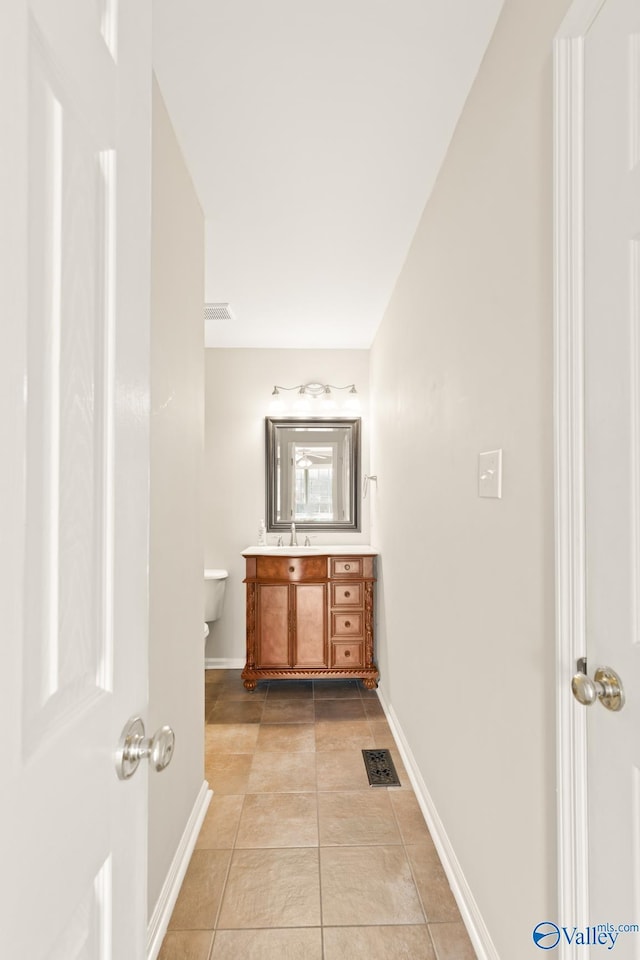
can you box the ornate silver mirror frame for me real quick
[265,417,361,532]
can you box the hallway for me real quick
[158,670,477,960]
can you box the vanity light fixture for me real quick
[269,382,360,415]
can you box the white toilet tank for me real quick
[204,568,228,622]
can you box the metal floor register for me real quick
[361,748,401,787]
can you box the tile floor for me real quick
[158,670,477,960]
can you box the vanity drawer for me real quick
[255,556,327,582]
[331,612,363,637]
[330,557,363,578]
[331,583,362,607]
[331,642,363,667]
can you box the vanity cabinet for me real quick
[242,552,378,690]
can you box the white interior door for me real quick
[584,0,640,945]
[556,0,640,956]
[0,2,152,958]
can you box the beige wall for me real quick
[369,0,570,955]
[148,76,205,918]
[204,348,370,662]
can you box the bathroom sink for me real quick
[277,545,321,552]
[251,545,321,553]
[242,544,377,555]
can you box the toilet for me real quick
[204,568,228,640]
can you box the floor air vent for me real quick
[362,748,401,787]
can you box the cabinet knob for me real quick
[344,591,351,598]
[344,621,351,628]
[345,563,351,571]
[345,649,351,657]
[289,565,295,572]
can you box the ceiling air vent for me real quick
[204,302,235,322]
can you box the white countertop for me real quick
[242,544,378,556]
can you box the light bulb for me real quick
[321,387,337,410]
[269,388,285,414]
[344,387,360,412]
[294,389,311,412]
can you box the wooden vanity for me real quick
[242,549,379,690]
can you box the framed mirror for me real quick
[265,417,361,532]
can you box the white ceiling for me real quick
[153,0,504,349]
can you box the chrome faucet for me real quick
[289,522,297,546]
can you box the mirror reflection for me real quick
[265,418,361,531]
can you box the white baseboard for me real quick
[204,657,245,670]
[376,686,500,960]
[146,780,212,960]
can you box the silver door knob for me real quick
[571,665,625,712]
[115,716,176,780]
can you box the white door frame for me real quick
[554,1,608,955]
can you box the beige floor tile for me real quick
[323,925,435,960]
[205,670,248,691]
[314,699,367,722]
[368,720,396,748]
[215,682,269,701]
[205,723,259,755]
[161,671,477,960]
[256,722,316,753]
[316,748,371,791]
[262,699,315,723]
[205,669,231,685]
[362,698,386,719]
[207,699,264,724]
[313,679,361,699]
[205,754,253,795]
[315,720,374,752]
[320,846,425,926]
[218,848,321,928]
[235,793,318,847]
[405,844,461,923]
[196,796,244,850]
[168,850,231,930]
[265,680,314,699]
[318,790,402,846]
[428,921,477,959]
[158,930,214,960]
[210,928,322,959]
[247,751,317,793]
[163,674,480,960]
[389,791,432,843]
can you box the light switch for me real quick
[478,449,502,498]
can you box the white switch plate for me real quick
[478,449,502,498]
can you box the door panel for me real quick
[257,584,291,667]
[48,858,111,960]
[24,17,116,751]
[293,584,327,667]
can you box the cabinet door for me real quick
[293,584,328,667]
[257,584,290,667]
